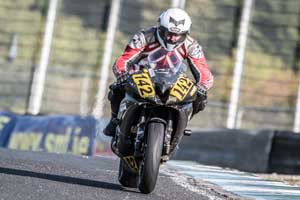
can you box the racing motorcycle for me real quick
[111,48,198,193]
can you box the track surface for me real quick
[0,149,244,200]
[167,161,300,200]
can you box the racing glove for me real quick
[197,85,208,99]
[193,85,208,115]
[117,71,130,84]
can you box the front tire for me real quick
[138,122,164,194]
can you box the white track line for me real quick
[166,161,300,200]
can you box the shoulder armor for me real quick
[185,35,204,58]
[141,27,157,44]
[128,27,157,49]
[128,31,146,49]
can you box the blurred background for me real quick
[0,0,300,131]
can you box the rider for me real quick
[103,8,213,137]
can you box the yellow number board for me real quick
[132,70,155,98]
[170,76,196,101]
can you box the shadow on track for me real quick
[0,167,129,192]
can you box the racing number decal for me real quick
[132,70,155,98]
[170,76,195,101]
[123,156,138,172]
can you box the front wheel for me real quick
[138,122,164,194]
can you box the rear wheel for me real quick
[118,159,137,188]
[138,122,164,194]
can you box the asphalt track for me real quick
[0,148,245,200]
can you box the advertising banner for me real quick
[0,112,17,147]
[7,115,97,155]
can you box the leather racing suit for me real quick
[113,26,213,89]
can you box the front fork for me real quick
[162,111,172,162]
[133,109,173,163]
[134,109,146,158]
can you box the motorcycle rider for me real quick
[103,8,213,137]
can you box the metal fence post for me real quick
[227,0,254,129]
[294,81,300,132]
[172,0,186,8]
[93,0,122,119]
[80,72,91,116]
[27,0,58,115]
[7,33,18,62]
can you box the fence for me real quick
[241,0,300,130]
[0,0,300,131]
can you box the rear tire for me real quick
[118,159,137,188]
[138,122,164,194]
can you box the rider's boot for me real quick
[103,112,118,137]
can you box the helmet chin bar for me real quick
[165,43,176,51]
[156,27,186,51]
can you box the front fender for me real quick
[148,118,167,126]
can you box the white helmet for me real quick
[157,8,192,51]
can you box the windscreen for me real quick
[147,48,187,77]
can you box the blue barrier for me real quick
[93,118,114,156]
[0,112,17,147]
[6,114,97,155]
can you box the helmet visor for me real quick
[159,26,186,45]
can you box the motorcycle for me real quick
[111,48,198,193]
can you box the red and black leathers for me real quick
[104,27,214,136]
[113,26,213,90]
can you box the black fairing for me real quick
[116,97,140,156]
[169,103,193,154]
[125,80,140,100]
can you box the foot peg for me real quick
[184,129,192,136]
